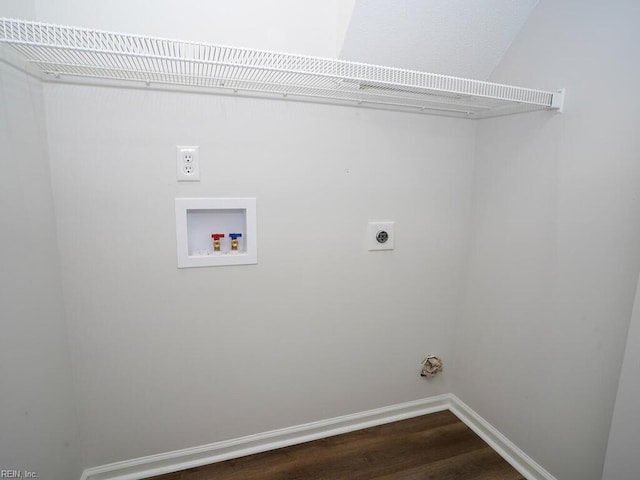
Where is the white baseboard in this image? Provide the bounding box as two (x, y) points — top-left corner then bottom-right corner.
(81, 393), (557, 480)
(81, 394), (450, 480)
(448, 394), (557, 480)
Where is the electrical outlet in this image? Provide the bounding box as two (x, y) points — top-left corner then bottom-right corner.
(177, 146), (200, 181)
(367, 221), (395, 251)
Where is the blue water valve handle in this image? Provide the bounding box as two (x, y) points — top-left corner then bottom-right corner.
(229, 233), (242, 251)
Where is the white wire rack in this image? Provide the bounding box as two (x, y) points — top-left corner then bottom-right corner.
(0, 18), (564, 119)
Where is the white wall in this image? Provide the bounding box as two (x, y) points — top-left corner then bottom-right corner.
(42, 83), (475, 467)
(453, 1), (640, 479)
(340, 0), (538, 79)
(6, 1), (639, 477)
(4, 0), (475, 472)
(34, 0), (355, 59)
(1, 0), (35, 19)
(603, 274), (640, 479)
(0, 2), (81, 476)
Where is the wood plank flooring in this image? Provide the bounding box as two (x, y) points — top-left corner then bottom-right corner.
(149, 410), (525, 480)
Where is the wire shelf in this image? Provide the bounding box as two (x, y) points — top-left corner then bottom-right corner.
(0, 18), (564, 119)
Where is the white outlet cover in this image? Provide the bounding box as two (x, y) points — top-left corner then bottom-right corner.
(368, 221), (394, 251)
(177, 145), (200, 182)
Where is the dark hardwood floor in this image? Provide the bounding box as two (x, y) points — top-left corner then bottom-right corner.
(149, 410), (525, 480)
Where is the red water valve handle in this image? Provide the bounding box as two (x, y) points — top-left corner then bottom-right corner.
(211, 234), (225, 240)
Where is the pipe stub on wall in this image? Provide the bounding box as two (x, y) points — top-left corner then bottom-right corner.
(420, 355), (443, 378)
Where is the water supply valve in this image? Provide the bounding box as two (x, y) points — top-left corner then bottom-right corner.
(211, 233), (225, 252)
(229, 233), (242, 252)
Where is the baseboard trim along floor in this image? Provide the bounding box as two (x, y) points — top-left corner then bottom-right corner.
(80, 393), (556, 480)
(448, 396), (556, 480)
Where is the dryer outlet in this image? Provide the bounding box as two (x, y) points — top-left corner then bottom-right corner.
(367, 221), (395, 251)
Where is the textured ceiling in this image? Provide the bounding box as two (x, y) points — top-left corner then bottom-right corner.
(340, 0), (538, 80)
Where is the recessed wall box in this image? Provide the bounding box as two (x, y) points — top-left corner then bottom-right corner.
(175, 197), (257, 268)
